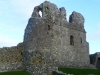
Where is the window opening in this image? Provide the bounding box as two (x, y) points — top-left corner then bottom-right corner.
(81, 37), (82, 44)
(46, 7), (49, 10)
(48, 25), (50, 30)
(39, 11), (42, 17)
(70, 35), (74, 45)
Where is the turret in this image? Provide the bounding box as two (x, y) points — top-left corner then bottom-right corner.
(69, 11), (85, 32)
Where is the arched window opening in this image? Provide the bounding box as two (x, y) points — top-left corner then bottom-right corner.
(46, 7), (49, 10)
(96, 57), (100, 69)
(70, 35), (74, 45)
(39, 11), (42, 17)
(81, 37), (82, 44)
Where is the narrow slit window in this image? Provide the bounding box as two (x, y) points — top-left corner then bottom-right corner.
(70, 35), (74, 45)
(81, 37), (82, 44)
(48, 25), (50, 30)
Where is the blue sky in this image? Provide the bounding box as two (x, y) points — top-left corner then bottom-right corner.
(0, 0), (100, 54)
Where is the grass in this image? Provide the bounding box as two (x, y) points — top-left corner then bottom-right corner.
(0, 68), (99, 75)
(58, 68), (100, 75)
(0, 71), (31, 75)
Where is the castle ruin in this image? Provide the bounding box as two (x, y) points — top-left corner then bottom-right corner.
(0, 1), (98, 75)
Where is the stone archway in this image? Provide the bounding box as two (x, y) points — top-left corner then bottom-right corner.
(96, 57), (100, 69)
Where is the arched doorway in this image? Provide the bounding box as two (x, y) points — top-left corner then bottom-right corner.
(96, 57), (100, 69)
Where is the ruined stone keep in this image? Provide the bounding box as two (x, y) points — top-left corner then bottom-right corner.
(0, 1), (98, 75)
(23, 1), (91, 75)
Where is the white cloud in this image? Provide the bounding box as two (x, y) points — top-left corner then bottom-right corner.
(87, 23), (100, 40)
(0, 10), (2, 16)
(0, 0), (45, 47)
(87, 32), (100, 40)
(97, 23), (100, 28)
(93, 0), (99, 1)
(0, 20), (24, 47)
(0, 0), (45, 18)
(10, 0), (45, 17)
(0, 33), (18, 47)
(8, 0), (69, 17)
(0, 0), (70, 47)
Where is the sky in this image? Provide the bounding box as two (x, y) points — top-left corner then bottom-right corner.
(0, 0), (100, 54)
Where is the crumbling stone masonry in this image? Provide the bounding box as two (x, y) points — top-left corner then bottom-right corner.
(23, 1), (94, 75)
(0, 1), (97, 75)
(0, 43), (24, 72)
(90, 52), (100, 69)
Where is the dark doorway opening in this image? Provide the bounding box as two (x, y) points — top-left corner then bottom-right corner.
(96, 57), (100, 69)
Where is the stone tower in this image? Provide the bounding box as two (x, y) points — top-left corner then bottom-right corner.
(23, 1), (90, 75)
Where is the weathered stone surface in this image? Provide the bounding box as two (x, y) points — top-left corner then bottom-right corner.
(23, 1), (91, 75)
(90, 52), (100, 69)
(23, 50), (58, 75)
(0, 43), (24, 72)
(52, 71), (67, 75)
(69, 11), (84, 24)
(69, 11), (85, 32)
(0, 1), (98, 75)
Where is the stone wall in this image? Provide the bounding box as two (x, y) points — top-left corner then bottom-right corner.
(0, 1), (98, 75)
(52, 25), (90, 68)
(90, 52), (100, 69)
(0, 1), (99, 75)
(0, 43), (24, 72)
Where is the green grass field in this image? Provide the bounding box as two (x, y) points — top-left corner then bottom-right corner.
(0, 71), (31, 75)
(58, 68), (100, 75)
(0, 68), (99, 75)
